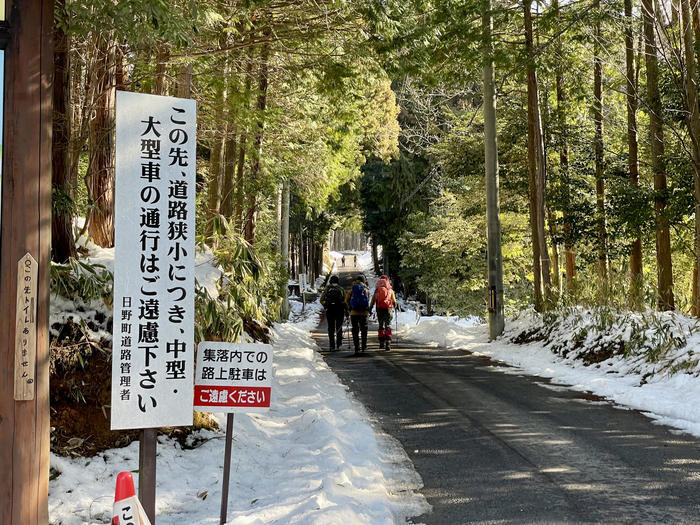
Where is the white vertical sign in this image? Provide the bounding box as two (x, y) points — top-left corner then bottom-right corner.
(111, 91), (197, 430)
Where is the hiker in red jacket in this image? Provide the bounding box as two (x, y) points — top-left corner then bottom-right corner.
(370, 275), (397, 350)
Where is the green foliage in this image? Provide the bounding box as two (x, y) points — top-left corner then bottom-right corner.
(61, 0), (196, 47)
(50, 258), (113, 303)
(214, 233), (270, 320)
(52, 184), (75, 218)
(74, 153), (91, 219)
(195, 217), (282, 342)
(398, 203), (486, 314)
(602, 167), (655, 243)
(57, 0), (700, 327)
(398, 189), (532, 316)
(369, 0), (487, 84)
(267, 72), (400, 215)
(194, 285), (244, 343)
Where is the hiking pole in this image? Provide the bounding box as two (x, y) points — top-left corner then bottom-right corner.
(394, 305), (399, 342)
(345, 316), (350, 349)
(394, 306), (398, 346)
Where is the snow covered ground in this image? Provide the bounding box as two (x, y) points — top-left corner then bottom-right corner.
(49, 301), (700, 524)
(49, 244), (700, 523)
(50, 241), (429, 524)
(49, 303), (430, 524)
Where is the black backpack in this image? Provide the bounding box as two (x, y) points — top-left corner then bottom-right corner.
(324, 284), (345, 307)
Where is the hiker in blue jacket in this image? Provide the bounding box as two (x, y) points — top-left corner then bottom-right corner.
(320, 275), (346, 351)
(345, 274), (370, 354)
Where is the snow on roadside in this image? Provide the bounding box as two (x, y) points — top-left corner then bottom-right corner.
(50, 240), (223, 346)
(49, 302), (429, 524)
(357, 251), (373, 273)
(49, 295), (112, 342)
(328, 250), (373, 271)
(76, 234), (222, 298)
(288, 300), (324, 331)
(395, 310), (700, 439)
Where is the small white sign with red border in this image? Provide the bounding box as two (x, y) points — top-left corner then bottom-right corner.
(194, 341), (273, 413)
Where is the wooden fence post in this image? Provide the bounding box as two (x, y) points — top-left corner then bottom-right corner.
(0, 0), (53, 523)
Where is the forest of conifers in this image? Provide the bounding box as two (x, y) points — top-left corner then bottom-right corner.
(52, 0), (700, 323)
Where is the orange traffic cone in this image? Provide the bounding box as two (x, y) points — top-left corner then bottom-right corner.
(111, 471), (152, 525)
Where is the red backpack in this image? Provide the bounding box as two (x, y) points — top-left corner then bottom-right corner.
(375, 278), (393, 309)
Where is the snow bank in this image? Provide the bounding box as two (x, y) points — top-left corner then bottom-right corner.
(76, 233), (223, 299)
(288, 300), (324, 332)
(397, 316), (483, 348)
(357, 251), (373, 272)
(49, 295), (112, 342)
(194, 247), (223, 299)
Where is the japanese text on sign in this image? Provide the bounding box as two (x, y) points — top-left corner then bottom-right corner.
(14, 253), (37, 400)
(194, 342), (273, 414)
(111, 91), (197, 430)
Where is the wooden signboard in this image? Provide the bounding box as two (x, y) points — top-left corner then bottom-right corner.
(14, 253), (37, 400)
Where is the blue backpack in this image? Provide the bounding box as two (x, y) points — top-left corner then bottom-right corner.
(349, 283), (369, 311)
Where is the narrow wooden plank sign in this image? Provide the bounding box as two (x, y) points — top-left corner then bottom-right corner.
(15, 252), (38, 400)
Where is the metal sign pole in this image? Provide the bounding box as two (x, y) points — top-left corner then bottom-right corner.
(139, 428), (157, 523)
(219, 413), (235, 524)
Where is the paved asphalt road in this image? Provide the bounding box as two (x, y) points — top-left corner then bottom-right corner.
(313, 266), (700, 524)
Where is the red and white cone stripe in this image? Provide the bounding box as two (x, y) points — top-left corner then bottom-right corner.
(111, 471), (152, 525)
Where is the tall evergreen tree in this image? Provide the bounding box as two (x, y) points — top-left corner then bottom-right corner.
(524, 0), (552, 310)
(593, 0), (609, 299)
(642, 0), (675, 310)
(625, 0), (644, 308)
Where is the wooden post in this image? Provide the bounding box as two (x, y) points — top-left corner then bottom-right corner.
(139, 428), (158, 523)
(219, 413), (235, 524)
(0, 0), (54, 523)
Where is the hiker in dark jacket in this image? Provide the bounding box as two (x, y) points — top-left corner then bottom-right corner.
(370, 274), (397, 350)
(345, 274), (370, 354)
(320, 275), (347, 351)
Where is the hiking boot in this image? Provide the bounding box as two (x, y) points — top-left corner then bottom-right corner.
(361, 345), (366, 353)
(379, 340), (385, 349)
(354, 346), (360, 355)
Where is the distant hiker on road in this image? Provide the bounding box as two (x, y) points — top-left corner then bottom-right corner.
(370, 274), (397, 350)
(341, 255), (345, 268)
(346, 274), (370, 354)
(320, 275), (347, 351)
